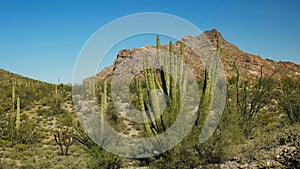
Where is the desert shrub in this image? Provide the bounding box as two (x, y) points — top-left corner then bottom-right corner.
(277, 77), (300, 124)
(14, 143), (28, 152)
(87, 146), (122, 169)
(72, 124), (122, 169)
(36, 108), (48, 116)
(0, 159), (16, 169)
(0, 113), (37, 146)
(49, 101), (64, 115)
(149, 145), (199, 169)
(57, 111), (73, 126)
(0, 139), (10, 147)
(16, 119), (38, 144)
(19, 163), (35, 169)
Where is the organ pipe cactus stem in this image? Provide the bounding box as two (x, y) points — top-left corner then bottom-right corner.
(156, 35), (162, 68)
(179, 42), (184, 88)
(164, 49), (170, 95)
(169, 41), (177, 115)
(143, 54), (163, 132)
(135, 77), (154, 137)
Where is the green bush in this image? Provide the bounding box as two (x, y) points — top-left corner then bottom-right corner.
(0, 159), (16, 169)
(87, 147), (122, 169)
(277, 77), (300, 124)
(14, 143), (28, 152)
(149, 145), (199, 169)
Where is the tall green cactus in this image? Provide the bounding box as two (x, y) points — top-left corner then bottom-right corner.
(12, 85), (15, 111)
(180, 43), (187, 105)
(16, 97), (20, 131)
(156, 35), (162, 68)
(196, 34), (221, 127)
(169, 41), (178, 124)
(101, 80), (107, 113)
(143, 54), (163, 132)
(212, 32), (222, 90)
(135, 77), (154, 136)
(179, 42), (184, 87)
(137, 37), (188, 139)
(55, 84), (58, 96)
(164, 43), (170, 96)
(55, 78), (60, 96)
(100, 80), (108, 138)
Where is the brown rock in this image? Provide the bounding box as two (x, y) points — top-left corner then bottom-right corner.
(117, 49), (131, 58)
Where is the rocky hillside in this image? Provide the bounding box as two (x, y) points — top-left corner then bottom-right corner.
(85, 29), (300, 83)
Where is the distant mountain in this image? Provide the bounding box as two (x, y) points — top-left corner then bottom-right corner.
(84, 29), (300, 84)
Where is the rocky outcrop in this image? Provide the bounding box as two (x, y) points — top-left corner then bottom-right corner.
(117, 49), (131, 58)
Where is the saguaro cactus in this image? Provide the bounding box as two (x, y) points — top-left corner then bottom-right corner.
(16, 97), (20, 131)
(99, 80), (108, 138)
(12, 85), (15, 111)
(54, 78), (61, 96)
(101, 80), (108, 113)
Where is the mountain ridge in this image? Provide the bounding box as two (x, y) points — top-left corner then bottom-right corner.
(84, 29), (300, 84)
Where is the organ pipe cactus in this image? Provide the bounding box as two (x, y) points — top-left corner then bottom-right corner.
(196, 33), (221, 129)
(156, 35), (162, 68)
(135, 77), (153, 136)
(143, 54), (163, 132)
(137, 36), (188, 139)
(169, 41), (178, 122)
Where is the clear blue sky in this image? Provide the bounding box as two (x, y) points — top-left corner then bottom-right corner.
(0, 0), (299, 84)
